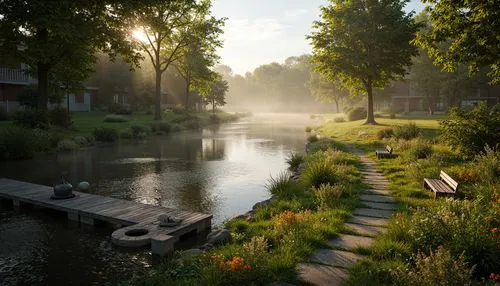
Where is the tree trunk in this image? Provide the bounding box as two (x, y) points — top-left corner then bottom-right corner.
(36, 62), (49, 111)
(154, 64), (162, 120)
(184, 76), (190, 111)
(364, 81), (376, 124)
(334, 99), (339, 113)
(212, 99), (215, 114)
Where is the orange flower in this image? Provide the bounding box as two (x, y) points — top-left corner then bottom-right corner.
(489, 273), (500, 281)
(492, 228), (499, 235)
(228, 256), (246, 272)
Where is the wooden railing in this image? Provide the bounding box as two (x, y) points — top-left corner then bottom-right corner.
(0, 67), (30, 84)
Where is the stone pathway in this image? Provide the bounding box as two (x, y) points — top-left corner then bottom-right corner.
(298, 151), (396, 286)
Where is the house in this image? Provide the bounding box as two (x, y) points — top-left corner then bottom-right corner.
(0, 54), (98, 112)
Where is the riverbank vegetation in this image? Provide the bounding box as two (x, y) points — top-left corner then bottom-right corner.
(316, 104), (500, 285)
(0, 111), (243, 160)
(123, 138), (365, 285)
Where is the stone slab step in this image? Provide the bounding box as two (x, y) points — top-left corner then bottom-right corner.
(347, 215), (389, 227)
(367, 183), (389, 189)
(360, 194), (395, 203)
(298, 263), (348, 286)
(362, 201), (396, 210)
(344, 223), (386, 237)
(362, 189), (391, 196)
(328, 234), (374, 250)
(354, 208), (393, 218)
(310, 249), (365, 268)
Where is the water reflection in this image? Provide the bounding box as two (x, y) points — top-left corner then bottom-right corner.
(0, 113), (315, 285)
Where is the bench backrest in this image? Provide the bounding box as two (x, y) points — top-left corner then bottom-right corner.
(440, 170), (458, 190)
(386, 145), (393, 154)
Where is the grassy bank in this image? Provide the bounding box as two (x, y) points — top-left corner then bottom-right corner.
(122, 138), (365, 285)
(0, 111), (243, 160)
(316, 113), (500, 285)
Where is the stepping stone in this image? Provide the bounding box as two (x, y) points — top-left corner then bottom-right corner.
(269, 282), (296, 286)
(344, 223), (386, 237)
(360, 194), (395, 203)
(354, 208), (393, 218)
(347, 215), (389, 227)
(361, 201), (396, 210)
(328, 234), (374, 250)
(298, 263), (348, 286)
(367, 183), (389, 189)
(310, 249), (365, 268)
(363, 189), (391, 196)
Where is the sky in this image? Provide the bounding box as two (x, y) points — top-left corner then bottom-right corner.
(212, 0), (426, 75)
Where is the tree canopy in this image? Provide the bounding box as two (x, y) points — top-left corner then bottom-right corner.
(414, 0), (500, 84)
(308, 0), (418, 124)
(0, 0), (139, 112)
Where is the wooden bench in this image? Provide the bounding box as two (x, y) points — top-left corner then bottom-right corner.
(375, 145), (393, 159)
(423, 171), (458, 198)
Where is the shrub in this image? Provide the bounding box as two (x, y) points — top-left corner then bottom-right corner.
(119, 128), (134, 139)
(312, 183), (345, 209)
(151, 121), (172, 133)
(394, 247), (474, 286)
(307, 134), (319, 143)
(394, 122), (420, 140)
(0, 107), (9, 121)
(440, 103), (500, 157)
(390, 113), (396, 119)
(56, 139), (78, 151)
(305, 126), (312, 133)
(471, 146), (499, 186)
(401, 198), (500, 278)
(103, 114), (129, 123)
(13, 109), (48, 129)
(307, 149), (353, 166)
(333, 116), (345, 123)
(286, 153), (304, 171)
(48, 106), (72, 128)
(377, 128), (394, 140)
(400, 139), (433, 161)
(182, 119), (200, 130)
(347, 107), (367, 121)
(266, 172), (305, 199)
(130, 124), (149, 138)
(0, 127), (39, 159)
(92, 127), (118, 142)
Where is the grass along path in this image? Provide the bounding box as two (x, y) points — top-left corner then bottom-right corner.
(298, 146), (396, 286)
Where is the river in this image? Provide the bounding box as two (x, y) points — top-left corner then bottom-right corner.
(0, 113), (314, 285)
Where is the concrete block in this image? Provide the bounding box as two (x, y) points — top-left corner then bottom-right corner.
(79, 214), (95, 225)
(151, 235), (175, 256)
(67, 212), (79, 221)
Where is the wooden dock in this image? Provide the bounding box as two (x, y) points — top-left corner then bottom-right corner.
(0, 178), (212, 255)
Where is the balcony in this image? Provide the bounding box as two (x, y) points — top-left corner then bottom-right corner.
(0, 67), (30, 85)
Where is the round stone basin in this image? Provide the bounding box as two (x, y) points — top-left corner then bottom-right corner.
(125, 229), (149, 237)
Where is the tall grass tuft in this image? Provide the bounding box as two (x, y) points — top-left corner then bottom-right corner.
(301, 161), (339, 188)
(394, 121), (420, 140)
(312, 183), (345, 210)
(266, 172), (305, 199)
(286, 153), (304, 171)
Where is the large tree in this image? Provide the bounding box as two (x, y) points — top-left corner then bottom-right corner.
(415, 0), (500, 84)
(0, 0), (138, 112)
(205, 78), (228, 114)
(308, 0), (418, 124)
(130, 0), (223, 120)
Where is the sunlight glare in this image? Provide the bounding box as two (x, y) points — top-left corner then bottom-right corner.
(132, 28), (149, 43)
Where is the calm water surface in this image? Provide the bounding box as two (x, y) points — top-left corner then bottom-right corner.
(0, 113), (314, 286)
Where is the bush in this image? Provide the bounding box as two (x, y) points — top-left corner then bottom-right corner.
(307, 134), (319, 143)
(305, 126), (312, 133)
(49, 106), (72, 128)
(266, 172), (305, 199)
(390, 113), (396, 119)
(56, 139), (78, 151)
(13, 109), (48, 129)
(92, 127), (118, 142)
(400, 139), (433, 161)
(108, 103), (132, 115)
(440, 103), (500, 157)
(312, 183), (345, 209)
(151, 121), (172, 133)
(103, 114), (129, 123)
(73, 136), (88, 146)
(394, 246), (475, 286)
(130, 124), (149, 138)
(394, 122), (420, 140)
(0, 127), (40, 159)
(307, 138), (345, 153)
(347, 107), (367, 121)
(182, 119), (200, 130)
(401, 198), (500, 279)
(333, 116), (345, 123)
(0, 107), (9, 121)
(471, 146), (499, 186)
(119, 128), (134, 139)
(286, 153), (304, 171)
(377, 128), (394, 140)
